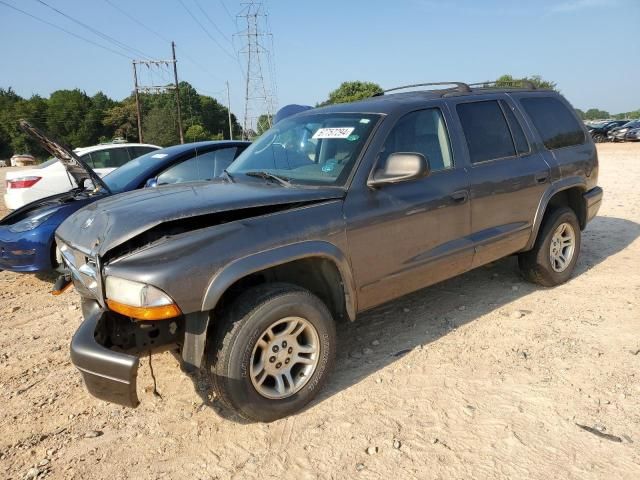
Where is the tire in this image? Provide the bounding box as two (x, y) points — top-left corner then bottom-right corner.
(593, 133), (606, 143)
(518, 206), (581, 287)
(207, 283), (336, 422)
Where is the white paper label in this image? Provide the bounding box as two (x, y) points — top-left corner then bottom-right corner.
(312, 127), (355, 139)
(151, 153), (168, 158)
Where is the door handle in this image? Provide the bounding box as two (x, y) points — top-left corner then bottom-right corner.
(535, 172), (549, 184)
(451, 190), (469, 204)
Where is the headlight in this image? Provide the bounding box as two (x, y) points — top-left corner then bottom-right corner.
(9, 209), (57, 233)
(105, 276), (181, 320)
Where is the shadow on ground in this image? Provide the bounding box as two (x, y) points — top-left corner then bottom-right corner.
(193, 216), (639, 422)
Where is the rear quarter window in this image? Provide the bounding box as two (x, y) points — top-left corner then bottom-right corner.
(520, 97), (585, 150)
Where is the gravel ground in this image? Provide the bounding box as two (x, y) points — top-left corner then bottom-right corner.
(0, 144), (639, 479)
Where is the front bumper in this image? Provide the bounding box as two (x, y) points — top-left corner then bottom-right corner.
(583, 186), (603, 224)
(0, 225), (55, 272)
(71, 300), (140, 407)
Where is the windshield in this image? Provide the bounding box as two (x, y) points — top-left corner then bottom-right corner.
(102, 149), (167, 192)
(227, 113), (380, 186)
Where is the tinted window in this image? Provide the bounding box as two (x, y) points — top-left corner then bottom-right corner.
(521, 97), (585, 149)
(381, 108), (453, 171)
(128, 146), (157, 159)
(457, 101), (515, 163)
(499, 100), (529, 155)
(90, 147), (131, 168)
(157, 154), (201, 185)
(156, 147), (238, 185)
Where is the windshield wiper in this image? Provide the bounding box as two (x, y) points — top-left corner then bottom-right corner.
(244, 170), (291, 187)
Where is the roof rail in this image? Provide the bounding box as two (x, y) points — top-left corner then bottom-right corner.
(372, 82), (471, 97)
(468, 80), (537, 90)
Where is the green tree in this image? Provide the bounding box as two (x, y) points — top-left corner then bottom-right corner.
(494, 74), (558, 91)
(256, 114), (273, 135)
(320, 81), (383, 106)
(584, 108), (610, 120)
(143, 105), (180, 146)
(103, 99), (139, 141)
(184, 124), (210, 142)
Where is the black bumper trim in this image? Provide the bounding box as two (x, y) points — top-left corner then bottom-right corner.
(70, 301), (140, 407)
(583, 186), (603, 224)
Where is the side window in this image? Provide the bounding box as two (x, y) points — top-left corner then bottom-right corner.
(191, 148), (238, 179)
(156, 155), (201, 185)
(90, 148), (131, 168)
(457, 100), (516, 163)
(128, 146), (157, 159)
(381, 108), (453, 172)
(499, 100), (529, 155)
(520, 97), (585, 150)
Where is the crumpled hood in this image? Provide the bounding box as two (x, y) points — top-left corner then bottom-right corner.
(56, 180), (345, 257)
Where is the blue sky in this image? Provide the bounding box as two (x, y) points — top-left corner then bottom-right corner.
(0, 0), (638, 116)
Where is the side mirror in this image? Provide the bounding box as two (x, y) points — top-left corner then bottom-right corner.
(367, 152), (430, 188)
(144, 177), (158, 188)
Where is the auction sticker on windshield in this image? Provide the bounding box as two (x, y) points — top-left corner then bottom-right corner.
(312, 127), (355, 139)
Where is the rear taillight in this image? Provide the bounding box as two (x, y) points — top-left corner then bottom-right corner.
(7, 176), (42, 189)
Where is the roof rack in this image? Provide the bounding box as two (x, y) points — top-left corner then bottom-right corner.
(372, 82), (471, 97)
(468, 80), (536, 90)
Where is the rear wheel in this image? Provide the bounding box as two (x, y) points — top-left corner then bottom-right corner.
(593, 133), (606, 143)
(207, 283), (336, 422)
(518, 206), (581, 287)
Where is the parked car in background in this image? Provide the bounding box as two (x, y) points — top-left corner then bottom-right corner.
(608, 120), (640, 142)
(3, 142), (160, 210)
(0, 160), (7, 167)
(587, 120), (628, 143)
(625, 127), (640, 141)
(56, 82), (602, 421)
(0, 122), (250, 274)
(10, 153), (36, 166)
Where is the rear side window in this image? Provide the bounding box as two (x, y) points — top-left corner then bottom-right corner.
(499, 100), (529, 155)
(90, 148), (131, 168)
(457, 101), (515, 163)
(128, 146), (157, 159)
(520, 97), (585, 149)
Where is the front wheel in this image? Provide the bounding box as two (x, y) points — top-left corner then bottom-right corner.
(593, 133), (606, 143)
(207, 283), (336, 422)
(518, 206), (581, 287)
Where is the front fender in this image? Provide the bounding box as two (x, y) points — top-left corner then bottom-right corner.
(181, 240), (356, 369)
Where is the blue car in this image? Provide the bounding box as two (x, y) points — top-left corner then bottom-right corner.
(0, 125), (250, 274)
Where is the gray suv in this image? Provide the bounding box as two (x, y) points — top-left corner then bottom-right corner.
(56, 81), (603, 422)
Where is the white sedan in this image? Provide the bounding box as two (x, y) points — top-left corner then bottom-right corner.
(4, 142), (159, 210)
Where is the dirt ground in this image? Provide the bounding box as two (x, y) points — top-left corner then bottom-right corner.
(0, 143), (639, 480)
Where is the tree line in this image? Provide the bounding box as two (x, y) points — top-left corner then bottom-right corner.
(0, 81), (242, 160)
(3, 74), (637, 160)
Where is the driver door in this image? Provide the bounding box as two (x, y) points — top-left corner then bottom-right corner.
(344, 107), (472, 311)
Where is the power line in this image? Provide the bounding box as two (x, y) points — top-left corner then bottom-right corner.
(103, 0), (226, 85)
(177, 0), (237, 63)
(219, 0), (235, 24)
(0, 0), (132, 60)
(34, 0), (158, 61)
(194, 0), (234, 49)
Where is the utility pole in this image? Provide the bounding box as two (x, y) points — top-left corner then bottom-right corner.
(171, 41), (184, 144)
(226, 81), (233, 140)
(132, 42), (184, 144)
(132, 61), (143, 143)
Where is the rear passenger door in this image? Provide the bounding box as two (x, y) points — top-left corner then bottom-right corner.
(454, 97), (550, 268)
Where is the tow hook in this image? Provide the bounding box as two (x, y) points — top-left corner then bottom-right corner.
(52, 273), (73, 296)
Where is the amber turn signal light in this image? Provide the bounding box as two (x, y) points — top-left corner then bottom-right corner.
(106, 299), (182, 321)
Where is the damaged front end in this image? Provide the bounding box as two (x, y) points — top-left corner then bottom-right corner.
(72, 298), (184, 407)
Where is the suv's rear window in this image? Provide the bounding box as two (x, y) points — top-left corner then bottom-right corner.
(521, 97), (585, 150)
(457, 100), (516, 163)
